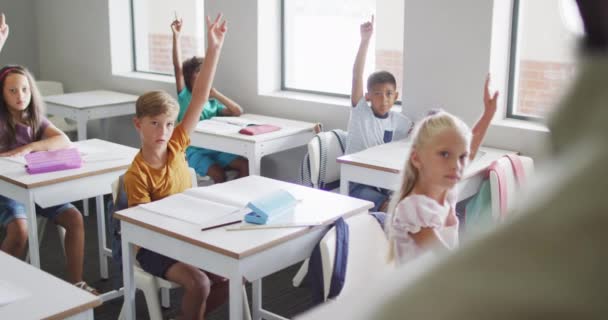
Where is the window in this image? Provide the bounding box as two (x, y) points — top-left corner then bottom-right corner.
(507, 0), (582, 120)
(131, 0), (205, 75)
(282, 0), (404, 99)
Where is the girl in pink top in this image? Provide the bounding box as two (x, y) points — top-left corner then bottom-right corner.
(387, 75), (499, 265)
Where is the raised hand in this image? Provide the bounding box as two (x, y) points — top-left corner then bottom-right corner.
(360, 15), (374, 41)
(206, 13), (227, 50)
(0, 13), (9, 51)
(483, 73), (499, 115)
(171, 17), (183, 36)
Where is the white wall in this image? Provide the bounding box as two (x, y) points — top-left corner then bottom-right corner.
(29, 0), (550, 182)
(0, 0), (39, 76)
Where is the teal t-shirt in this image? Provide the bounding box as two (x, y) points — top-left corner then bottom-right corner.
(177, 88), (226, 123)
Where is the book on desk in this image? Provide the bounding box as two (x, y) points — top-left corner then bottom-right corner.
(196, 117), (281, 135)
(137, 187), (320, 231)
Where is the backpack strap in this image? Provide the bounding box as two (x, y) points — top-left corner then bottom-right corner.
(504, 154), (526, 187)
(308, 217), (350, 304)
(327, 217), (349, 299)
(317, 134), (329, 190)
(487, 160), (508, 219)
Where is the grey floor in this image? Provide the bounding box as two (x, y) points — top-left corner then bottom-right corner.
(1, 197), (315, 319)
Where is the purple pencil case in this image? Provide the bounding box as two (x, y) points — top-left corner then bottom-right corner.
(25, 148), (83, 174)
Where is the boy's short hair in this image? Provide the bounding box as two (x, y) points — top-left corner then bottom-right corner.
(183, 56), (204, 92)
(135, 91), (179, 119)
(367, 71), (397, 92)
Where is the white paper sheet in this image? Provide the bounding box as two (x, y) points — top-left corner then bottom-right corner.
(0, 280), (30, 307)
(195, 120), (242, 134)
(139, 193), (242, 227)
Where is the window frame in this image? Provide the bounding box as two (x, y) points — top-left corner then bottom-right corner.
(506, 0), (546, 122)
(280, 0), (402, 105)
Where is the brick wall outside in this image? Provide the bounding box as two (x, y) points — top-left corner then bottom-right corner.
(147, 34), (202, 74)
(375, 49), (404, 94)
(516, 59), (577, 118)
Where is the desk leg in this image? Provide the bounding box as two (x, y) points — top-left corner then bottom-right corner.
(252, 279), (262, 320)
(95, 195), (109, 279)
(340, 170), (350, 195)
(121, 227), (136, 320)
(76, 115), (90, 217)
(25, 192), (41, 268)
(246, 145), (262, 176)
(229, 273), (244, 320)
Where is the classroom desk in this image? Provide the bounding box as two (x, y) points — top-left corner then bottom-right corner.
(0, 139), (138, 284)
(44, 90), (138, 141)
(190, 114), (317, 175)
(0, 251), (101, 320)
(116, 175), (373, 320)
(338, 140), (515, 200)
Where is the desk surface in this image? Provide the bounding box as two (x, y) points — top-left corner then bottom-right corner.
(44, 90), (138, 109)
(0, 252), (101, 320)
(0, 139), (138, 189)
(194, 113), (316, 142)
(337, 140), (515, 178)
(115, 175), (373, 259)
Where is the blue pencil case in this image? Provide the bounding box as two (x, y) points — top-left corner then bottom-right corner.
(244, 189), (297, 224)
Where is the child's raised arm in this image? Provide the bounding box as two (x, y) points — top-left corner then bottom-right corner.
(171, 16), (185, 94)
(180, 13), (227, 135)
(0, 13), (9, 52)
(351, 15), (374, 107)
(212, 87), (243, 116)
(470, 74), (499, 160)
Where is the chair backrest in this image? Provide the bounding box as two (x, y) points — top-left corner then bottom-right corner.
(36, 81), (64, 96)
(319, 213), (393, 300)
(488, 155), (534, 219)
(301, 129), (347, 191)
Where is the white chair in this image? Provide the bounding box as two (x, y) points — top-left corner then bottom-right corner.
(293, 130), (347, 288)
(37, 80), (77, 135)
(117, 168), (251, 320)
(489, 155), (534, 219)
(318, 213), (394, 301)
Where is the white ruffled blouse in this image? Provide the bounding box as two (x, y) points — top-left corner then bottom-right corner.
(390, 192), (459, 265)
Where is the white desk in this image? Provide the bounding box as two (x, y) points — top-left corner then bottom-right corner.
(0, 251), (101, 320)
(190, 114), (317, 175)
(338, 141), (515, 200)
(116, 175), (373, 320)
(44, 90), (138, 141)
(0, 139), (138, 284)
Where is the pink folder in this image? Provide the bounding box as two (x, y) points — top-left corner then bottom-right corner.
(25, 148), (83, 174)
(238, 124), (281, 136)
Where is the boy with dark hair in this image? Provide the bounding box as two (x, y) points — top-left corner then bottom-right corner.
(347, 16), (413, 212)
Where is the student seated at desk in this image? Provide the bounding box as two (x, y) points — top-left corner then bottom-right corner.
(386, 80), (497, 265)
(0, 65), (97, 294)
(171, 16), (248, 184)
(125, 14), (229, 319)
(346, 16), (413, 212)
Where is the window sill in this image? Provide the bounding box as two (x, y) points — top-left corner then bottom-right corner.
(260, 90), (403, 113)
(113, 71), (175, 84)
(492, 118), (550, 133)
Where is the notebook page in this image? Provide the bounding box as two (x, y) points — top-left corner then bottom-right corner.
(139, 193), (241, 227)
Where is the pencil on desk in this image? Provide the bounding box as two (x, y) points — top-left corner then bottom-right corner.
(201, 220), (241, 231)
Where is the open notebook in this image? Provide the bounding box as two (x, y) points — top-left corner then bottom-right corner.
(184, 179), (323, 230)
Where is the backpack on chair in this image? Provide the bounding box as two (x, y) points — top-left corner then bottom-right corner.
(300, 129), (348, 191)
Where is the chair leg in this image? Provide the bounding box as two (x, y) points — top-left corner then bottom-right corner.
(292, 259), (309, 287)
(160, 286), (171, 308)
(56, 225), (66, 257)
(243, 285), (252, 320)
(136, 271), (164, 320)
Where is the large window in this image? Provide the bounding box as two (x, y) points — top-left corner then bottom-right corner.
(508, 0), (583, 120)
(282, 0), (404, 98)
(131, 0), (205, 75)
